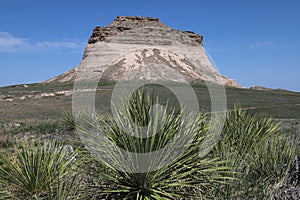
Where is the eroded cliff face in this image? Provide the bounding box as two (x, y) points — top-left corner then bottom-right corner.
(46, 16), (240, 88)
(87, 16), (203, 46)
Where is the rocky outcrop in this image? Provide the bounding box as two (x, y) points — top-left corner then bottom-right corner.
(0, 95), (13, 102)
(87, 16), (202, 46)
(45, 68), (78, 83)
(1, 89), (109, 102)
(250, 86), (272, 91)
(46, 16), (240, 88)
(250, 86), (291, 92)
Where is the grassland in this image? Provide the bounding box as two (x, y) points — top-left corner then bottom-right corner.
(0, 82), (299, 199)
(0, 81), (300, 122)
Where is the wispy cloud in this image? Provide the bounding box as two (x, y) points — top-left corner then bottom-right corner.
(249, 41), (276, 48)
(0, 32), (32, 52)
(36, 41), (85, 49)
(0, 32), (85, 53)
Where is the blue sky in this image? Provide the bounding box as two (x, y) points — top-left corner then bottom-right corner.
(0, 0), (299, 91)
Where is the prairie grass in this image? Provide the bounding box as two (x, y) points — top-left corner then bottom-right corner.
(0, 88), (299, 199)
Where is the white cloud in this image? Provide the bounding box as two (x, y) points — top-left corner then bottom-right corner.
(36, 41), (85, 49)
(249, 41), (276, 48)
(0, 32), (85, 53)
(0, 32), (32, 52)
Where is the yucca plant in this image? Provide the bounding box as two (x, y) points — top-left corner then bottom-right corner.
(61, 112), (78, 131)
(211, 105), (281, 199)
(0, 140), (82, 199)
(77, 89), (231, 199)
(246, 133), (300, 199)
(214, 105), (279, 166)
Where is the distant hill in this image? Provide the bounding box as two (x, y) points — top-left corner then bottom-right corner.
(250, 86), (292, 92)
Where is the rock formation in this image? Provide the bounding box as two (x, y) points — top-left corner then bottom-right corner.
(46, 16), (240, 87)
(249, 86), (272, 91)
(250, 86), (291, 92)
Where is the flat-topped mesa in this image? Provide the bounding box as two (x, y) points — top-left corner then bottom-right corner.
(46, 16), (241, 88)
(88, 16), (203, 46)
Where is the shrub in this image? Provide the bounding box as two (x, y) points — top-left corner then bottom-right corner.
(211, 105), (300, 199)
(77, 89), (231, 199)
(0, 131), (14, 148)
(0, 140), (82, 199)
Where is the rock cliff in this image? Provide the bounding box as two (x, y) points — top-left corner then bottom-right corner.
(46, 16), (240, 87)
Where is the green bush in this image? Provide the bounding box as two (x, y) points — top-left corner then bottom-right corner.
(0, 131), (15, 148)
(18, 120), (61, 135)
(248, 133), (300, 198)
(77, 90), (232, 199)
(0, 140), (82, 199)
(61, 112), (77, 131)
(211, 106), (299, 199)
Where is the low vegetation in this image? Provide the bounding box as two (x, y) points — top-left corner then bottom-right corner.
(0, 89), (299, 199)
(0, 141), (83, 199)
(1, 82), (300, 121)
